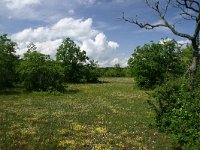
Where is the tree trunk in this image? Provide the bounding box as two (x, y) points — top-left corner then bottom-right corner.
(188, 35), (199, 89)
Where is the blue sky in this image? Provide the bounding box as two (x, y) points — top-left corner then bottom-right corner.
(0, 0), (193, 66)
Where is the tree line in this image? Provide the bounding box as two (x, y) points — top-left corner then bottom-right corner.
(1, 0), (199, 149)
(0, 34), (131, 92)
(1, 33), (199, 148)
(0, 35), (100, 92)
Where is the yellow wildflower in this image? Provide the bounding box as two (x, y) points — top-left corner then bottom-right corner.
(58, 139), (76, 148)
(72, 122), (85, 131)
(95, 127), (107, 134)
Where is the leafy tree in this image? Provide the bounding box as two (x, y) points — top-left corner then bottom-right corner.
(18, 44), (65, 92)
(56, 38), (98, 83)
(181, 46), (192, 68)
(122, 0), (200, 89)
(82, 60), (99, 83)
(97, 66), (129, 77)
(128, 40), (184, 88)
(113, 64), (125, 77)
(0, 34), (18, 90)
(102, 68), (115, 77)
(122, 1), (200, 148)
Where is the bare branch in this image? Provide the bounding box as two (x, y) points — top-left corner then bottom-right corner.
(120, 13), (166, 29)
(180, 10), (198, 20)
(175, 0), (199, 21)
(120, 0), (200, 87)
(163, 0), (172, 16)
(193, 17), (200, 39)
(176, 0), (199, 13)
(120, 0), (194, 40)
(180, 13), (196, 20)
(161, 15), (193, 39)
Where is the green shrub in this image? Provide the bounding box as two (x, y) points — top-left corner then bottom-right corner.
(128, 40), (185, 89)
(97, 65), (129, 77)
(0, 34), (18, 89)
(149, 78), (200, 149)
(18, 50), (65, 92)
(82, 60), (99, 83)
(56, 38), (98, 83)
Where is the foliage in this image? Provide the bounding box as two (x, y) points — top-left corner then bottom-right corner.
(149, 77), (200, 149)
(113, 64), (124, 77)
(56, 38), (98, 83)
(0, 34), (18, 90)
(98, 64), (130, 77)
(128, 40), (185, 88)
(18, 44), (65, 92)
(82, 60), (99, 83)
(122, 0), (200, 89)
(180, 46), (192, 70)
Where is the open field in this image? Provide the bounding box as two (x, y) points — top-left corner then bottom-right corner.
(0, 78), (172, 149)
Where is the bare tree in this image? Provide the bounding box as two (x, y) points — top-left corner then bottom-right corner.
(121, 0), (200, 88)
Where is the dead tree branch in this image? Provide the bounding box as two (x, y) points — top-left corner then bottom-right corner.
(120, 0), (200, 89)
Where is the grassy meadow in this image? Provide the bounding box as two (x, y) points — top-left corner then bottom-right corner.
(0, 78), (172, 149)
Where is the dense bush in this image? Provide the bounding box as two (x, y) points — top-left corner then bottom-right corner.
(18, 47), (65, 92)
(56, 38), (98, 83)
(149, 78), (200, 149)
(129, 39), (199, 148)
(82, 60), (99, 83)
(128, 40), (185, 88)
(98, 65), (130, 77)
(0, 34), (18, 90)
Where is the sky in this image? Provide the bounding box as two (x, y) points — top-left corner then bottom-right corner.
(0, 0), (194, 67)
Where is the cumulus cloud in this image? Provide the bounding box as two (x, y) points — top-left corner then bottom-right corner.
(108, 41), (119, 49)
(12, 17), (120, 66)
(0, 0), (130, 67)
(80, 33), (119, 57)
(110, 57), (128, 67)
(16, 39), (63, 58)
(12, 18), (97, 42)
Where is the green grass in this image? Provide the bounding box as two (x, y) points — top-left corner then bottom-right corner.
(0, 78), (172, 149)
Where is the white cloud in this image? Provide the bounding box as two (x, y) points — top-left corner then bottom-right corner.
(0, 0), (92, 21)
(110, 57), (128, 67)
(177, 39), (192, 49)
(36, 40), (63, 58)
(3, 0), (41, 9)
(159, 38), (192, 49)
(99, 57), (128, 67)
(12, 18), (97, 42)
(159, 38), (191, 48)
(16, 39), (63, 58)
(108, 41), (119, 49)
(12, 17), (120, 66)
(177, 39), (191, 46)
(159, 38), (173, 44)
(80, 33), (119, 58)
